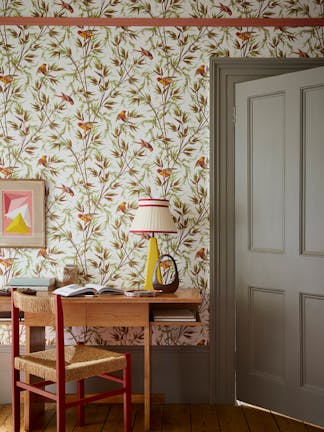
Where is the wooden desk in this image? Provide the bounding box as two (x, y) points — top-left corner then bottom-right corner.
(0, 288), (202, 431)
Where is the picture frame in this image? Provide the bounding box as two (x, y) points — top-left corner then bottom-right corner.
(0, 179), (45, 248)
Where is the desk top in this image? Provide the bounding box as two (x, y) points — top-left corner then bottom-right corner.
(0, 288), (202, 312)
(1, 288), (202, 327)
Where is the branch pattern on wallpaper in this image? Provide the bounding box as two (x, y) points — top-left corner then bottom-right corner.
(0, 0), (323, 347)
(0, 0), (323, 19)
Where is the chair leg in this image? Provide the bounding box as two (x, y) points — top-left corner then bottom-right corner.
(77, 379), (85, 426)
(123, 352), (132, 432)
(56, 396), (66, 431)
(12, 370), (20, 432)
(56, 379), (66, 432)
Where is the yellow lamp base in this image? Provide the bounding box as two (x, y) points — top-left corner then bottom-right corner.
(144, 237), (162, 290)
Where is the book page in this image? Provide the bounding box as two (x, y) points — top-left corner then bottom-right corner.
(53, 284), (94, 296)
(53, 284), (123, 296)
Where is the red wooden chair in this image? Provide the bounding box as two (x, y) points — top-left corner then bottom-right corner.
(11, 290), (132, 431)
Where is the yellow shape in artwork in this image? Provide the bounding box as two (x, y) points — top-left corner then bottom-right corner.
(5, 213), (30, 234)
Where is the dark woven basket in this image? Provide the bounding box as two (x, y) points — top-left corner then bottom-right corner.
(152, 254), (179, 293)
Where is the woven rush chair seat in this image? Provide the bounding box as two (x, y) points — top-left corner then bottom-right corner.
(15, 345), (127, 382)
(11, 290), (132, 432)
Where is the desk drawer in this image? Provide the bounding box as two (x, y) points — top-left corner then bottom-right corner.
(24, 303), (87, 326)
(86, 303), (149, 326)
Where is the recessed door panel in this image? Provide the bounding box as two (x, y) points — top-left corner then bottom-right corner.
(302, 85), (324, 255)
(248, 93), (285, 252)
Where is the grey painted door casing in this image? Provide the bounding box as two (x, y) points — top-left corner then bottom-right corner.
(235, 66), (324, 426)
(209, 58), (324, 405)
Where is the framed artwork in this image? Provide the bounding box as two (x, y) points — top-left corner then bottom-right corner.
(0, 179), (45, 248)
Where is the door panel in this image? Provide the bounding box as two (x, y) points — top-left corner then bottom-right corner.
(302, 85), (324, 255)
(301, 293), (324, 390)
(235, 66), (324, 426)
(248, 92), (285, 252)
(248, 286), (285, 381)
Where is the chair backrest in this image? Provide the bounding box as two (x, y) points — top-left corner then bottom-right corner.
(11, 290), (65, 371)
(13, 291), (56, 314)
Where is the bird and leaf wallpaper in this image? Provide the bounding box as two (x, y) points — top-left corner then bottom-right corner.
(0, 0), (323, 346)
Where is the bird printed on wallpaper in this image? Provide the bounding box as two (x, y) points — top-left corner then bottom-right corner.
(195, 65), (206, 77)
(0, 74), (15, 84)
(157, 77), (174, 87)
(37, 155), (48, 167)
(77, 213), (93, 223)
(117, 202), (127, 213)
(136, 47), (153, 60)
(116, 110), (136, 127)
(160, 260), (172, 269)
(116, 110), (127, 122)
(157, 168), (172, 178)
(236, 31), (254, 42)
(78, 121), (96, 132)
(57, 184), (74, 197)
(37, 63), (47, 75)
(37, 248), (48, 258)
(195, 156), (207, 169)
(136, 140), (153, 152)
(77, 30), (95, 40)
(0, 166), (14, 176)
(195, 248), (207, 260)
(0, 257), (14, 268)
(56, 0), (73, 13)
(57, 92), (74, 105)
(216, 3), (232, 15)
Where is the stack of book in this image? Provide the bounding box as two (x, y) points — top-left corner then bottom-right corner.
(6, 277), (56, 292)
(152, 308), (197, 322)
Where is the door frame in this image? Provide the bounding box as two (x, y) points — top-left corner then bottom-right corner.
(209, 57), (324, 403)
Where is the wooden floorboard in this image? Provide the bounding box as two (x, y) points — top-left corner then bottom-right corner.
(216, 404), (249, 432)
(0, 403), (324, 432)
(272, 411), (309, 432)
(242, 405), (280, 432)
(190, 404), (220, 432)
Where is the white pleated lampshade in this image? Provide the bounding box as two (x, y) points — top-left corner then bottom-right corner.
(129, 198), (177, 234)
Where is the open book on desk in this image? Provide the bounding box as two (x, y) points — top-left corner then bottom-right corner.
(52, 284), (124, 297)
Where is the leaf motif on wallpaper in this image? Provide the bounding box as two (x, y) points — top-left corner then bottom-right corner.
(135, 139), (154, 152)
(0, 258), (14, 271)
(0, 0), (322, 18)
(57, 92), (74, 105)
(56, 1), (74, 14)
(57, 184), (74, 197)
(136, 47), (154, 60)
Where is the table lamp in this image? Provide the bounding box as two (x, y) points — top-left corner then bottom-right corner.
(129, 198), (177, 290)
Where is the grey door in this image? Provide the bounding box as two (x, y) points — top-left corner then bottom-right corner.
(235, 66), (324, 426)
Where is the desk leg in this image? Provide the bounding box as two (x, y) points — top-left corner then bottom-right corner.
(24, 326), (45, 431)
(144, 324), (151, 432)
